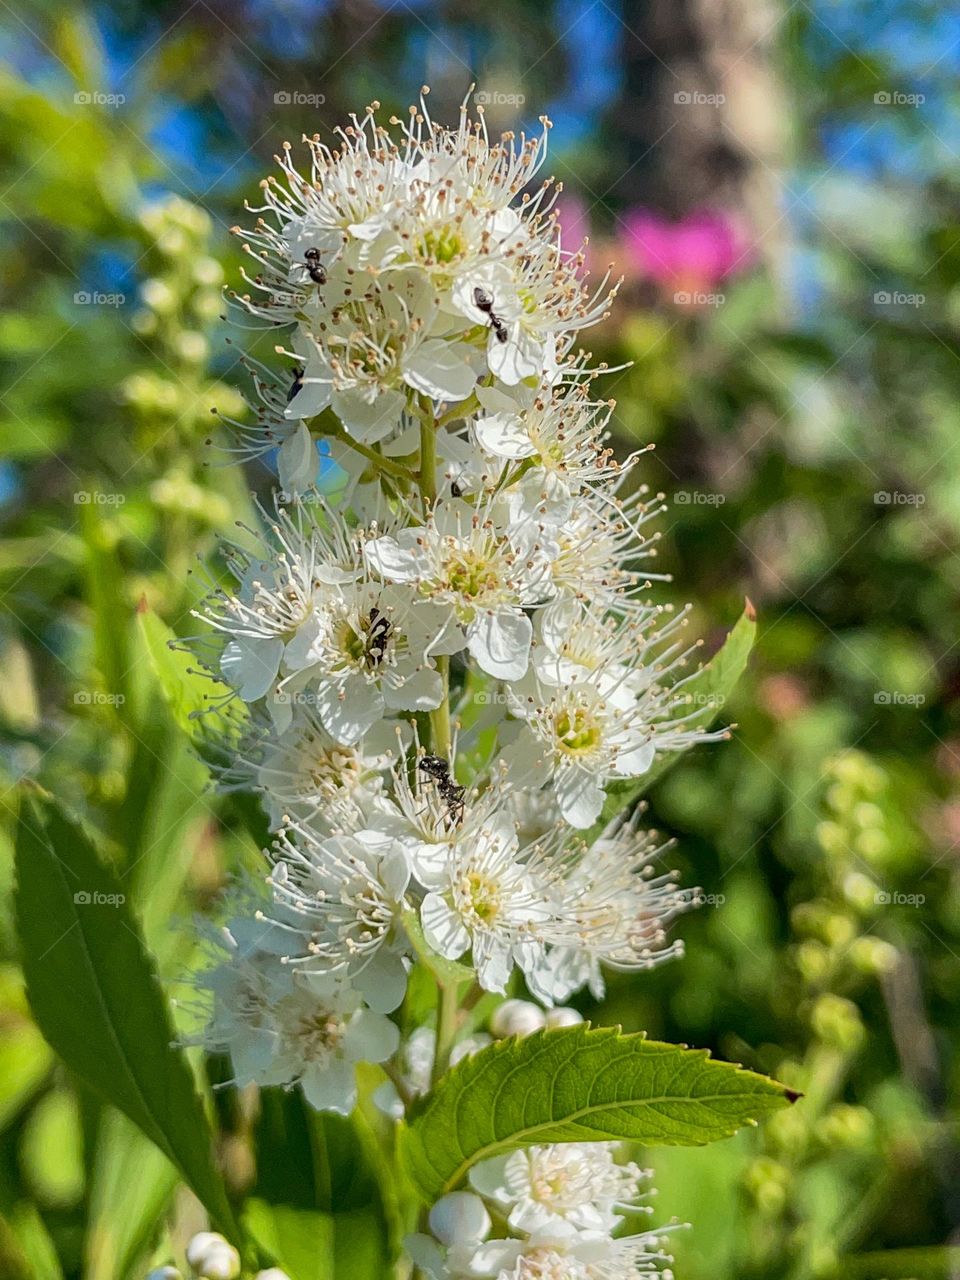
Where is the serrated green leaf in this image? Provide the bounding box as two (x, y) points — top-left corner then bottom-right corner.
(399, 1024), (795, 1201)
(135, 604), (237, 744)
(590, 602), (757, 837)
(14, 798), (237, 1240)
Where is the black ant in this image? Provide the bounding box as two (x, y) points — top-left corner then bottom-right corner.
(287, 366), (305, 402)
(473, 286), (509, 344)
(419, 754), (466, 826)
(303, 247), (326, 285)
(364, 606), (392, 667)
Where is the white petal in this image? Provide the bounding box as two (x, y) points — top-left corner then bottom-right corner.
(315, 677), (382, 745)
(421, 893), (470, 960)
(474, 412), (535, 460)
(403, 340), (477, 402)
(467, 610), (532, 681)
(363, 536), (421, 582)
(382, 665), (443, 712)
(277, 422), (317, 495)
(355, 951), (408, 1015)
(555, 765), (604, 829)
(332, 386), (405, 442)
(487, 325), (541, 385)
(344, 1007), (400, 1063)
(221, 637), (283, 702)
(300, 1059), (356, 1114)
(284, 370), (331, 420)
(614, 739), (656, 776)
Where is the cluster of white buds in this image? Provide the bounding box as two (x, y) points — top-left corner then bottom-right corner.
(185, 90), (722, 1272)
(147, 1233), (288, 1280)
(406, 1143), (676, 1278)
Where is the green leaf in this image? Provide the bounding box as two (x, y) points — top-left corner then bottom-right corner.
(399, 1024), (795, 1201)
(14, 798), (238, 1240)
(85, 1110), (178, 1280)
(842, 1247), (960, 1279)
(135, 603), (237, 745)
(590, 601), (757, 836)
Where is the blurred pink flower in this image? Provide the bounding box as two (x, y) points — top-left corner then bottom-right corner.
(555, 194), (592, 255)
(620, 208), (754, 298)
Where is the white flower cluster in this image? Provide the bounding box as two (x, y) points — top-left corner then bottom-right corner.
(407, 1143), (676, 1279)
(191, 93), (722, 1140)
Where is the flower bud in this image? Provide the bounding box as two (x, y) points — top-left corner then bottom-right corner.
(544, 1006), (583, 1029)
(146, 1269), (182, 1280)
(848, 936), (898, 976)
(185, 1232), (240, 1279)
(810, 994), (864, 1052)
(489, 999), (546, 1038)
(176, 332), (210, 365)
(429, 1192), (491, 1246)
(141, 278), (177, 314)
(255, 1271), (293, 1280)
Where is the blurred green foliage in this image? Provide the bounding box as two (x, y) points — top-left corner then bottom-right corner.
(1, 2), (959, 1278)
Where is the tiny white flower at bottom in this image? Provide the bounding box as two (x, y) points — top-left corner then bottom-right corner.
(469, 1143), (648, 1236)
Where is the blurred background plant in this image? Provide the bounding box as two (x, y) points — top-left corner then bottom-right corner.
(1, 2), (959, 1278)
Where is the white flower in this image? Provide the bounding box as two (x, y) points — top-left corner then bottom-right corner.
(270, 978), (399, 1113)
(279, 578), (449, 744)
(469, 1143), (648, 1236)
(192, 936), (291, 1087)
(452, 1227), (672, 1279)
(503, 677), (657, 829)
(220, 704), (394, 831)
(364, 498), (552, 681)
(504, 608), (725, 829)
(267, 823), (412, 1013)
(417, 814), (553, 992)
(522, 817), (689, 1005)
(196, 501), (360, 704)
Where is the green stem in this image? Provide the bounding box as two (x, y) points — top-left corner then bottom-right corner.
(432, 980), (461, 1087)
(319, 422), (417, 484)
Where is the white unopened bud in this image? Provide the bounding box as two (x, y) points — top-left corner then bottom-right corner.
(544, 1006), (584, 1029)
(429, 1192), (491, 1247)
(146, 1269), (182, 1280)
(185, 1233), (240, 1279)
(489, 999), (546, 1038)
(255, 1271), (293, 1280)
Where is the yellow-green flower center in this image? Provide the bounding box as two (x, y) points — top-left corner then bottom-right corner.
(554, 707), (601, 755)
